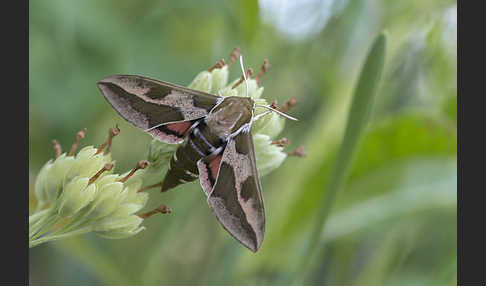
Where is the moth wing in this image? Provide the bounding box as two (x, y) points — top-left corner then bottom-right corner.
(197, 127), (265, 252)
(97, 74), (221, 143)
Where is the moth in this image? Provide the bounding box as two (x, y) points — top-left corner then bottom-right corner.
(97, 63), (295, 252)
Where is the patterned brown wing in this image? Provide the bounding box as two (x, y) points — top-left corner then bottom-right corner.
(198, 127), (265, 252)
(97, 74), (221, 143)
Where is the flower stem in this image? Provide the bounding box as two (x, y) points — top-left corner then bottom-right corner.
(29, 226), (93, 248)
(29, 208), (50, 226)
(50, 208), (92, 236)
(29, 212), (62, 242)
(29, 208), (56, 238)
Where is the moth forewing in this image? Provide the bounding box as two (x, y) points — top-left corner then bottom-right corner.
(204, 128), (265, 252)
(97, 75), (221, 144)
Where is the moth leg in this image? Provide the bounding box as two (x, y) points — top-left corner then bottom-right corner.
(196, 146), (225, 197)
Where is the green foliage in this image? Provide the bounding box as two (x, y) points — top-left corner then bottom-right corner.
(29, 0), (457, 285)
(293, 32), (387, 285)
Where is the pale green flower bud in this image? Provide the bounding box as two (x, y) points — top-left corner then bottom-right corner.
(252, 111), (286, 139)
(128, 191), (149, 209)
(146, 139), (178, 172)
(65, 146), (112, 180)
(219, 86), (239, 97)
(188, 59), (229, 95)
(188, 71), (212, 93)
(233, 78), (264, 99)
(253, 134), (287, 177)
(42, 154), (76, 203)
(93, 215), (145, 239)
(30, 127), (157, 248)
(110, 203), (145, 218)
(84, 161), (150, 239)
(95, 174), (120, 186)
(58, 177), (96, 218)
(114, 174), (148, 215)
(210, 65), (229, 93)
(85, 182), (126, 220)
(122, 178), (149, 208)
(34, 160), (53, 209)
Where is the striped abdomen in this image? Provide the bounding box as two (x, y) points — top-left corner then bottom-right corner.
(161, 120), (224, 192)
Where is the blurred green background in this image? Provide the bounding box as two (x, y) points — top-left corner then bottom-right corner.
(29, 0), (457, 285)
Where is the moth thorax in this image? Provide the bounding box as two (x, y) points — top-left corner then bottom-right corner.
(206, 97), (254, 138)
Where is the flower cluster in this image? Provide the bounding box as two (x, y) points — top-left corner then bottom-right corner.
(29, 127), (169, 248)
(29, 47), (303, 248)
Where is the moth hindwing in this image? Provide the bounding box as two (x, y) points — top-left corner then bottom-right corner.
(98, 74), (265, 252)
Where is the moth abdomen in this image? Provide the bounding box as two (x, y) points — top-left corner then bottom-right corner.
(161, 165), (199, 192)
(161, 142), (200, 192)
(161, 122), (226, 192)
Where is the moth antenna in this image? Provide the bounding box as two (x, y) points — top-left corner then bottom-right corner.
(52, 140), (62, 158)
(68, 128), (87, 156)
(138, 204), (172, 219)
(119, 160), (150, 183)
(255, 59), (270, 85)
(239, 55), (250, 97)
(208, 58), (226, 72)
(227, 47), (241, 67)
(252, 110), (272, 122)
(88, 163), (114, 184)
(255, 104), (298, 121)
(145, 123), (167, 132)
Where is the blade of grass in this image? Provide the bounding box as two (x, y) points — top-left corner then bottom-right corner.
(324, 157), (456, 243)
(293, 32), (387, 285)
(238, 0), (260, 43)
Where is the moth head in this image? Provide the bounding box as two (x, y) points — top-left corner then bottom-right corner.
(237, 54), (298, 125)
(206, 96), (254, 137)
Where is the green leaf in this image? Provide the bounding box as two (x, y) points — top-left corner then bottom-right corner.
(325, 157), (456, 243)
(238, 0), (260, 43)
(293, 31), (387, 284)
